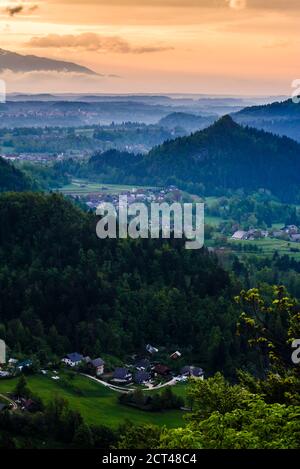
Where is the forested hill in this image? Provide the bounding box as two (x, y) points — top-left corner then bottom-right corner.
(0, 192), (245, 376)
(233, 97), (300, 142)
(0, 157), (33, 192)
(88, 116), (300, 201)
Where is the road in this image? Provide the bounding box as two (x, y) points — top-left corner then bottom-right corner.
(0, 393), (17, 410)
(81, 374), (134, 393)
(81, 373), (178, 393)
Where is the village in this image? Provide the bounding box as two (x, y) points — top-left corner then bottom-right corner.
(0, 344), (204, 414)
(1, 150), (91, 165)
(231, 224), (300, 243)
(61, 348), (204, 388)
(0, 346), (204, 388)
(66, 184), (182, 211)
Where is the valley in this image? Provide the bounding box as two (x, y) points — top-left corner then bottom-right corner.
(1, 93), (300, 451)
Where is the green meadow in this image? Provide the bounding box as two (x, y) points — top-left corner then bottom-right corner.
(0, 373), (185, 429)
(228, 237), (300, 260)
(59, 179), (158, 196)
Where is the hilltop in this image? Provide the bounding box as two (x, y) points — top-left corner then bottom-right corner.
(88, 116), (300, 201)
(234, 97), (300, 142)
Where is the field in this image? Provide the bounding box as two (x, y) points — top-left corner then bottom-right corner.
(205, 215), (225, 227)
(228, 237), (300, 260)
(203, 197), (226, 226)
(59, 179), (158, 196)
(0, 373), (186, 429)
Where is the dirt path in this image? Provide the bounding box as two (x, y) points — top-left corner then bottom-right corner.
(81, 374), (134, 393)
(143, 378), (177, 391)
(0, 393), (17, 410)
(81, 373), (177, 393)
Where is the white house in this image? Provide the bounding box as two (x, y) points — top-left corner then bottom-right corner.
(89, 358), (105, 377)
(232, 230), (248, 240)
(62, 353), (84, 367)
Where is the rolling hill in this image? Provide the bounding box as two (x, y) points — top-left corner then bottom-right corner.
(0, 48), (98, 75)
(233, 98), (300, 142)
(88, 116), (300, 201)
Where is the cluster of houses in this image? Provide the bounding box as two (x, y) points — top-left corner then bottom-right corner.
(111, 362), (204, 386)
(0, 395), (38, 414)
(271, 225), (300, 242)
(62, 348), (204, 387)
(1, 153), (57, 165)
(232, 229), (269, 241)
(62, 353), (105, 377)
(1, 348), (204, 390)
(67, 185), (181, 211)
(232, 225), (300, 243)
(0, 358), (33, 379)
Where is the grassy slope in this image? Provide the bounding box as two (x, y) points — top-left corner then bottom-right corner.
(59, 179), (158, 195)
(0, 373), (185, 429)
(228, 238), (300, 261)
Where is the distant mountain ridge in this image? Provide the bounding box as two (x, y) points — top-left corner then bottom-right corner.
(233, 97), (300, 142)
(0, 49), (98, 75)
(89, 115), (300, 201)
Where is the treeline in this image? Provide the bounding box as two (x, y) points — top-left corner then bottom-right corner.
(231, 251), (300, 300)
(16, 162), (70, 190)
(119, 388), (184, 412)
(207, 191), (300, 230)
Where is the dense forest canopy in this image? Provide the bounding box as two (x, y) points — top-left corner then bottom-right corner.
(0, 192), (249, 377)
(0, 157), (34, 192)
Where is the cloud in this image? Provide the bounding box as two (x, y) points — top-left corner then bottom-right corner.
(2, 23), (11, 33)
(227, 0), (247, 10)
(42, 0), (300, 11)
(263, 40), (291, 49)
(26, 33), (173, 54)
(28, 4), (39, 12)
(0, 69), (113, 94)
(6, 5), (24, 16)
(4, 2), (39, 17)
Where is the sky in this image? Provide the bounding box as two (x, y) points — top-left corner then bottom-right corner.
(0, 0), (299, 94)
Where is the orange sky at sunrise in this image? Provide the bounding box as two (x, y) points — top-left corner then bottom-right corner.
(0, 0), (299, 94)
